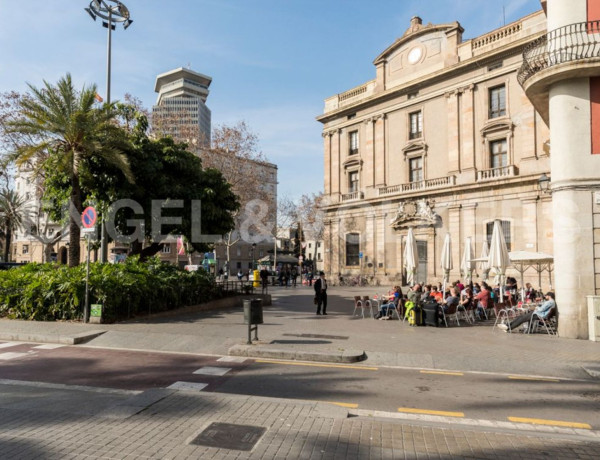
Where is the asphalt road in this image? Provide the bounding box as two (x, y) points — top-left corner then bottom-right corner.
(0, 340), (598, 431)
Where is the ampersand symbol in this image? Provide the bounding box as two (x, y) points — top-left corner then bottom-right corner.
(239, 199), (272, 244)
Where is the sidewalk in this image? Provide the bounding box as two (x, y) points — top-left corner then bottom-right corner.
(0, 286), (598, 380)
(0, 379), (598, 459)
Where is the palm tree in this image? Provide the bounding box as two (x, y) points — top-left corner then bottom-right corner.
(0, 189), (28, 262)
(7, 74), (132, 267)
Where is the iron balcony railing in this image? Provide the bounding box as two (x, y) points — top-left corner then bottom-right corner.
(518, 20), (600, 86)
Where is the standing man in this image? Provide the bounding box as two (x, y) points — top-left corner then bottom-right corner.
(260, 267), (269, 294)
(314, 271), (328, 315)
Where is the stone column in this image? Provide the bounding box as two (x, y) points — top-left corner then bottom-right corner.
(520, 197), (538, 252)
(377, 214), (386, 273)
(446, 90), (460, 175)
(460, 85), (475, 173)
(366, 213), (376, 271)
(363, 118), (375, 188)
(330, 130), (341, 195)
(374, 115), (386, 186)
(448, 204), (462, 280)
(323, 132), (332, 195)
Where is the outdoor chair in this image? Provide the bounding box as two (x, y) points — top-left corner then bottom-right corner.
(362, 296), (376, 319)
(440, 303), (461, 327)
(353, 296), (367, 318)
(493, 307), (516, 331)
(527, 307), (558, 336)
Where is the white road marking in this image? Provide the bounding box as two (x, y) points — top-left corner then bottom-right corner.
(0, 352), (30, 360)
(0, 342), (21, 349)
(33, 344), (65, 350)
(217, 356), (247, 363)
(167, 381), (208, 391)
(193, 366), (231, 376)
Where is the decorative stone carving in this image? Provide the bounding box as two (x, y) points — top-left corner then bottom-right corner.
(390, 198), (439, 229)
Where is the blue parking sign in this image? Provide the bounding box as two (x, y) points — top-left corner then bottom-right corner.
(359, 252), (363, 259)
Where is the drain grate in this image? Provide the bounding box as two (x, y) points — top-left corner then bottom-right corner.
(282, 333), (349, 340)
(190, 422), (266, 451)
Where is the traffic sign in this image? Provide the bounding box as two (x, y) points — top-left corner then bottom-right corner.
(359, 252), (363, 259)
(82, 207), (97, 228)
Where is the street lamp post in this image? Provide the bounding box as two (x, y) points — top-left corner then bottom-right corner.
(85, 1), (133, 263)
(251, 243), (257, 270)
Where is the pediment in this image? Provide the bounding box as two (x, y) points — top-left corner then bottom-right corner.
(402, 140), (428, 154)
(480, 117), (514, 136)
(343, 157), (363, 168)
(373, 22), (463, 65)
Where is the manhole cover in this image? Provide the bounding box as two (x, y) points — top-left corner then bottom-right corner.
(190, 422), (266, 451)
(282, 333), (349, 340)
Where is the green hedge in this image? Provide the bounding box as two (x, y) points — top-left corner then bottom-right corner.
(0, 257), (219, 322)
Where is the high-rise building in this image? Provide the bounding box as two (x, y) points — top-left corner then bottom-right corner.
(152, 67), (212, 146)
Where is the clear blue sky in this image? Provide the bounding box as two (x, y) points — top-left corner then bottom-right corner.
(0, 0), (541, 200)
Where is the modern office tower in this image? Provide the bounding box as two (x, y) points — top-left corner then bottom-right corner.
(152, 67), (212, 146)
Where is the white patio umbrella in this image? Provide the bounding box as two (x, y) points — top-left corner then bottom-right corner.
(403, 228), (419, 286)
(478, 241), (490, 282)
(488, 220), (511, 302)
(440, 232), (453, 293)
(460, 237), (475, 284)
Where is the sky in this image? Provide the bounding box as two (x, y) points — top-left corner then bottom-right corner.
(0, 0), (542, 201)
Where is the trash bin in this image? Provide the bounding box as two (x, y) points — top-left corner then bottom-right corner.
(587, 296), (600, 341)
(89, 304), (103, 324)
(243, 298), (263, 325)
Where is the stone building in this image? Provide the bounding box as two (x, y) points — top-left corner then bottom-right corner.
(317, 11), (553, 289)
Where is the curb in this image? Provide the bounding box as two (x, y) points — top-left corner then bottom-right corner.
(582, 365), (600, 379)
(0, 330), (106, 345)
(228, 344), (367, 363)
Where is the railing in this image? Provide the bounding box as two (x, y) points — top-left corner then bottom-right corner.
(472, 23), (522, 50)
(339, 84), (368, 101)
(341, 191), (364, 202)
(378, 176), (455, 196)
(476, 165), (517, 182)
(518, 20), (600, 86)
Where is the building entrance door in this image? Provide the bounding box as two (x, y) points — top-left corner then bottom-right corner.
(417, 241), (427, 284)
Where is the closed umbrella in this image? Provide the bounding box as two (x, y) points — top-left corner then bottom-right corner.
(478, 241), (490, 282)
(403, 228), (419, 286)
(488, 220), (511, 302)
(460, 237), (475, 284)
(440, 232), (453, 293)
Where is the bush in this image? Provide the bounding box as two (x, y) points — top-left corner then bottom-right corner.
(0, 257), (219, 322)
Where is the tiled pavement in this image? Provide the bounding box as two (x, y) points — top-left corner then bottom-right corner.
(0, 382), (599, 459)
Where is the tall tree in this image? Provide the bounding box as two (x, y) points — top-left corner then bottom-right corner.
(0, 189), (28, 262)
(201, 121), (273, 268)
(6, 74), (132, 266)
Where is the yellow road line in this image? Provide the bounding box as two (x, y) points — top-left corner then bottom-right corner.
(398, 407), (464, 418)
(420, 370), (464, 376)
(507, 376), (560, 382)
(255, 360), (378, 371)
(323, 401), (359, 408)
(508, 417), (591, 429)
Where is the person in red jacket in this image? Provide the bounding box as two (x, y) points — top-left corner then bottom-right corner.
(474, 282), (492, 320)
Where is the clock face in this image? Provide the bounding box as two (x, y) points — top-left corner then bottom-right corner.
(407, 47), (422, 64)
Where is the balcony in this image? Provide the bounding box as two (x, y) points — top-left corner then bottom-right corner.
(378, 176), (455, 196)
(341, 191), (364, 202)
(476, 165), (517, 182)
(517, 20), (600, 124)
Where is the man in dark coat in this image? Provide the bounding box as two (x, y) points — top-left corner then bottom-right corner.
(313, 271), (328, 315)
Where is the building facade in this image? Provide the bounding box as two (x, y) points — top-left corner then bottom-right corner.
(318, 12), (553, 290)
(152, 67), (212, 146)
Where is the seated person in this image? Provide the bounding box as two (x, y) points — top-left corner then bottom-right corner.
(524, 283), (537, 302)
(459, 287), (473, 312)
(441, 287), (460, 314)
(430, 286), (443, 302)
(498, 292), (556, 332)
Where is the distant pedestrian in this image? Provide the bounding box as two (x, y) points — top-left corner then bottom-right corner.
(260, 268), (269, 294)
(314, 271), (328, 315)
(291, 267), (298, 287)
(237, 269), (243, 281)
